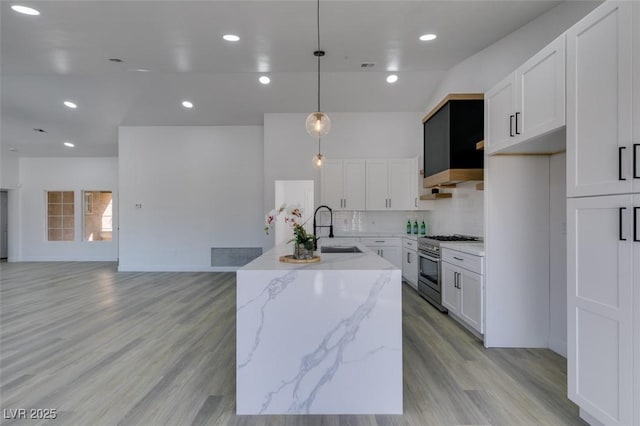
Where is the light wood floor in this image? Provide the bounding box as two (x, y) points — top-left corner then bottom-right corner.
(0, 262), (584, 426)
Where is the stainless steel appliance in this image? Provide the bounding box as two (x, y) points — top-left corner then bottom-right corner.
(417, 235), (480, 311)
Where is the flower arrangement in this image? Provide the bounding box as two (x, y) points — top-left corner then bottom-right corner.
(265, 204), (317, 253)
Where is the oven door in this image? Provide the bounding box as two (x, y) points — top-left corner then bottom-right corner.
(418, 251), (440, 292)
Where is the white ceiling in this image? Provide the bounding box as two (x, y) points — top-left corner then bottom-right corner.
(1, 0), (563, 157)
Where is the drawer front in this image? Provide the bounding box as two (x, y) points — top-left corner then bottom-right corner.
(403, 238), (417, 250)
(442, 249), (483, 274)
(361, 237), (401, 247)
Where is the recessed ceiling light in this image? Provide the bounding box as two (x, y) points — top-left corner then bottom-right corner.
(386, 74), (398, 84)
(11, 5), (40, 15)
(63, 142), (75, 148)
(259, 76), (271, 85)
(63, 101), (77, 109)
(182, 100), (194, 109)
(419, 34), (437, 41)
(223, 34), (240, 42)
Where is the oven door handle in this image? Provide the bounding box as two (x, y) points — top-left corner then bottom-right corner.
(418, 252), (440, 263)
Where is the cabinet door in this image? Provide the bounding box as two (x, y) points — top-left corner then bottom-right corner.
(567, 2), (633, 197)
(343, 159), (366, 210)
(365, 160), (389, 210)
(381, 246), (402, 270)
(485, 73), (517, 154)
(567, 194), (633, 426)
(321, 159), (345, 210)
(388, 159), (412, 211)
(459, 269), (483, 334)
(402, 248), (418, 289)
(441, 262), (459, 314)
(517, 35), (566, 141)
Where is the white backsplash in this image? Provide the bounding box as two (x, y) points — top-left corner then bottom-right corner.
(427, 182), (484, 237)
(315, 210), (430, 237)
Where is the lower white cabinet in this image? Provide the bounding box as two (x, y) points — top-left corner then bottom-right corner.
(402, 237), (418, 289)
(441, 248), (484, 334)
(362, 237), (402, 269)
(568, 194), (637, 426)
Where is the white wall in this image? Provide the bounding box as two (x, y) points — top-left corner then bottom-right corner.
(1, 151), (20, 189)
(118, 126), (264, 271)
(264, 112), (423, 244)
(549, 152), (567, 357)
(485, 155), (550, 348)
(425, 182), (484, 237)
(17, 157), (118, 261)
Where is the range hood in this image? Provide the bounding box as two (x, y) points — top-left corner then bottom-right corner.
(422, 93), (484, 188)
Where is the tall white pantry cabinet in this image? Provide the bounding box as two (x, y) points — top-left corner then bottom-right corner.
(566, 2), (639, 425)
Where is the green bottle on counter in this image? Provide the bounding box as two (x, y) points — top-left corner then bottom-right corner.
(420, 221), (426, 235)
(406, 220), (412, 235)
(413, 221), (419, 234)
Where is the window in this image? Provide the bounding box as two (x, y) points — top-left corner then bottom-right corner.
(47, 191), (74, 241)
(83, 191), (113, 241)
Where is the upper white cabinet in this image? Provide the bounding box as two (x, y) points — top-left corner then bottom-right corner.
(321, 159), (366, 211)
(365, 159), (412, 211)
(566, 2), (635, 197)
(486, 35), (566, 154)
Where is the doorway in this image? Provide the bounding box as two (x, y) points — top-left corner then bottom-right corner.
(0, 190), (7, 260)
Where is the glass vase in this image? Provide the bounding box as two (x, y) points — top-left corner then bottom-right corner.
(293, 243), (313, 260)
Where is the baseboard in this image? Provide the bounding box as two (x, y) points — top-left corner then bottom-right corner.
(548, 336), (567, 358)
(117, 264), (239, 272)
(579, 408), (604, 426)
(13, 256), (118, 262)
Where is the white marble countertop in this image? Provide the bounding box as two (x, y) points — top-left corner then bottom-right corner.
(440, 242), (485, 257)
(241, 241), (398, 271)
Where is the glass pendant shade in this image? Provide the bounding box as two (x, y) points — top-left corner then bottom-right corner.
(313, 153), (325, 168)
(305, 112), (331, 137)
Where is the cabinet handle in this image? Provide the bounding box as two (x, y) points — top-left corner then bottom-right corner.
(454, 272), (459, 289)
(381, 249), (384, 257)
(619, 207), (627, 241)
(509, 115), (515, 137)
(453, 256), (464, 261)
(375, 240), (385, 243)
(407, 252), (411, 263)
(515, 111), (521, 135)
(633, 144), (639, 179)
(619, 147), (627, 181)
(344, 199), (347, 209)
(389, 198), (392, 208)
(415, 197), (418, 207)
(634, 207), (639, 242)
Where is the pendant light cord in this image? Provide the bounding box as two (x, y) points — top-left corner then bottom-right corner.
(316, 0), (321, 113)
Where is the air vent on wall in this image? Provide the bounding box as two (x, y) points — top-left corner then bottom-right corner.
(360, 63), (375, 68)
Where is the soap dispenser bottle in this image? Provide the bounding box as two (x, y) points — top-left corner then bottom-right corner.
(413, 220), (419, 234)
(406, 220), (412, 235)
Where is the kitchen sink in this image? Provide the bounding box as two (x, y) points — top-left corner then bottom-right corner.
(320, 246), (362, 253)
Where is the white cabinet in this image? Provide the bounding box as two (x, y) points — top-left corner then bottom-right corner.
(566, 2), (635, 198)
(441, 248), (484, 335)
(566, 3), (639, 425)
(321, 159), (366, 210)
(402, 237), (418, 289)
(361, 237), (402, 269)
(568, 194), (636, 426)
(365, 159), (412, 211)
(486, 35), (566, 154)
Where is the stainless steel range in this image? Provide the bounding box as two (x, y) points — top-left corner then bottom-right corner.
(417, 235), (480, 312)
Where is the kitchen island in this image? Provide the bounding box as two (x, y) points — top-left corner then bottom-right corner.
(236, 241), (402, 415)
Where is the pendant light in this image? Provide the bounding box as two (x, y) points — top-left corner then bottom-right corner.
(305, 0), (330, 138)
(313, 137), (325, 168)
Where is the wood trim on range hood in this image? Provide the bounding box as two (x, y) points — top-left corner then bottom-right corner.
(423, 169), (484, 188)
(422, 93), (484, 123)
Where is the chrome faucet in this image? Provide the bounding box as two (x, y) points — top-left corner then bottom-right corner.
(313, 205), (334, 249)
